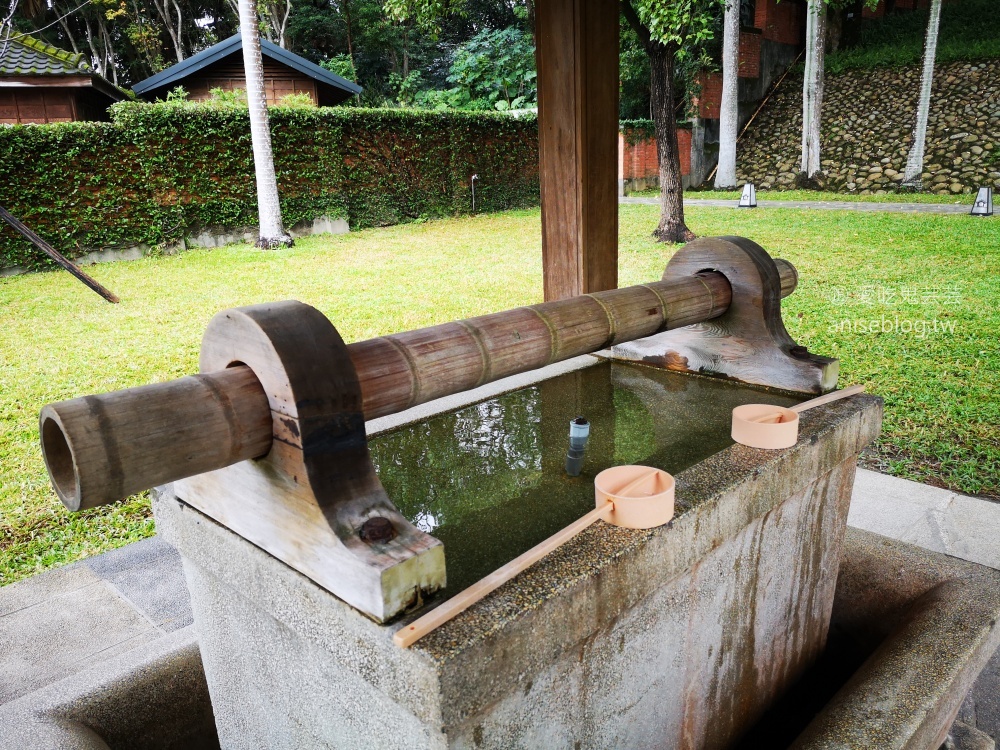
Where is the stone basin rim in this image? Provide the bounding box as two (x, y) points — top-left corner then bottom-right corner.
(354, 350), (883, 662)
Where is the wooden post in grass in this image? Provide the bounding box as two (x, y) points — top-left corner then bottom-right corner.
(535, 0), (619, 301)
(0, 206), (120, 304)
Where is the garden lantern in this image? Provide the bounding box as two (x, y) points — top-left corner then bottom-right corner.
(970, 187), (993, 217)
(739, 183), (757, 208)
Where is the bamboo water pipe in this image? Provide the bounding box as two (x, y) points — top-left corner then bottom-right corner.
(40, 261), (798, 512)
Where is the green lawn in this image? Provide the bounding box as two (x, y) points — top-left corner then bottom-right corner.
(2, 203), (998, 585)
(633, 188), (972, 204)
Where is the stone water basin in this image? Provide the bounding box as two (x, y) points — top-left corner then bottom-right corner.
(2, 356), (997, 748)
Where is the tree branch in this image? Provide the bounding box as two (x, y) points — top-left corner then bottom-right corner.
(620, 0), (650, 49)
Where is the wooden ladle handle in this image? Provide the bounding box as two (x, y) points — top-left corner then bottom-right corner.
(394, 501), (615, 648)
(749, 384), (866, 424)
(790, 384), (865, 413)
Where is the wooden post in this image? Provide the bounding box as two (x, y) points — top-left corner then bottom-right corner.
(536, 0), (619, 301)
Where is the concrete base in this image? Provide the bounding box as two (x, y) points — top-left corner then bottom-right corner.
(795, 529), (1000, 749)
(0, 508), (1000, 750)
(153, 381), (881, 750)
(0, 535), (192, 704)
(0, 626), (216, 750)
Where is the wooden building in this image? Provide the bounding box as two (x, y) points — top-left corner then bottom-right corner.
(0, 35), (125, 125)
(132, 35), (361, 106)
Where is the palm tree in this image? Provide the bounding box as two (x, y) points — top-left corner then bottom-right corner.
(902, 0), (943, 187)
(715, 0), (740, 189)
(238, 0), (292, 248)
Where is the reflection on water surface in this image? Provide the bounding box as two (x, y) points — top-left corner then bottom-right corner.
(371, 361), (801, 594)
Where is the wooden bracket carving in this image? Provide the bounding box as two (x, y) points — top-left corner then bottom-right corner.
(173, 301), (445, 623)
(610, 236), (839, 394)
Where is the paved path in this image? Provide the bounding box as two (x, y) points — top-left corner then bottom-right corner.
(0, 535), (191, 705)
(2, 467), (998, 712)
(848, 469), (1000, 569)
(621, 195), (974, 214)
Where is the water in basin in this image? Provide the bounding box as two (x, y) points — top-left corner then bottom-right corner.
(370, 360), (802, 594)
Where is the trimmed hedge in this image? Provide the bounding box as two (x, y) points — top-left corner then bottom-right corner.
(619, 119), (656, 145)
(0, 104), (540, 270)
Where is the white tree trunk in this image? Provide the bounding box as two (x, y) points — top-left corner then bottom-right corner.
(801, 0), (826, 179)
(903, 0), (942, 186)
(715, 0), (741, 189)
(269, 0), (292, 49)
(239, 0), (292, 247)
(151, 0), (185, 62)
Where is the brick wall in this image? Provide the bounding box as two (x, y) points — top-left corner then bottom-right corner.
(621, 134), (659, 180)
(755, 0), (801, 45)
(755, 0), (794, 44)
(739, 29), (763, 78)
(694, 72), (723, 120)
(678, 128), (691, 175)
(862, 0), (886, 18)
(619, 128), (691, 183)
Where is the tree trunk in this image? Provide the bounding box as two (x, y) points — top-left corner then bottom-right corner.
(172, 0), (184, 60)
(83, 17), (100, 74)
(151, 0), (185, 62)
(715, 0), (740, 189)
(826, 6), (843, 53)
(402, 21), (409, 78)
(649, 42), (694, 244)
(902, 0), (942, 186)
(267, 0), (292, 49)
(238, 0), (292, 248)
(344, 0), (355, 65)
(57, 15), (81, 55)
(344, 0), (360, 101)
(800, 0), (826, 182)
(101, 21), (118, 85)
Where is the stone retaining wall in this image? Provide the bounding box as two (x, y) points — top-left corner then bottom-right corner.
(737, 59), (1000, 194)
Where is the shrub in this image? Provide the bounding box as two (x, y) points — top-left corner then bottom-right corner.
(0, 104), (540, 269)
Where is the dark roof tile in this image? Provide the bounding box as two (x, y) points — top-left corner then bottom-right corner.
(132, 34), (362, 104)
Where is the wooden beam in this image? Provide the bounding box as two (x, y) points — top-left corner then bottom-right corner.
(536, 0), (619, 301)
(0, 76), (94, 87)
(0, 206), (120, 303)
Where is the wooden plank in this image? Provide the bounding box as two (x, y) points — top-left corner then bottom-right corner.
(0, 205), (120, 303)
(0, 76), (93, 87)
(536, 0), (619, 301)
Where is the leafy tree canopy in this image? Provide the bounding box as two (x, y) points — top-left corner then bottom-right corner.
(623, 0), (723, 51)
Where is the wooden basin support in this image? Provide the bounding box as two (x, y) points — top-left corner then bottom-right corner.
(39, 237), (820, 623)
(613, 236), (839, 394)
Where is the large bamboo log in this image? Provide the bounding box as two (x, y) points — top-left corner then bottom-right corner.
(41, 367), (271, 511)
(41, 263), (797, 511)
